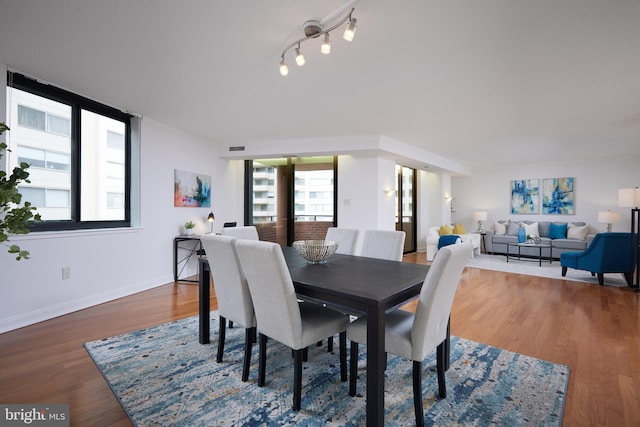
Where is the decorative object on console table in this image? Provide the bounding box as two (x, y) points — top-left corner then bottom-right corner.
(207, 212), (215, 233)
(618, 187), (640, 289)
(597, 210), (620, 233)
(184, 221), (196, 236)
(473, 211), (488, 232)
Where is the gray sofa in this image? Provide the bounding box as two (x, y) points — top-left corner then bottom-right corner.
(485, 220), (594, 259)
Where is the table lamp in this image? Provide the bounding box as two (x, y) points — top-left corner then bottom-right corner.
(472, 211), (488, 232)
(207, 212), (215, 233)
(597, 210), (620, 232)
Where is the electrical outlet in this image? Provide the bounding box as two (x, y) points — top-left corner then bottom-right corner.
(62, 267), (71, 280)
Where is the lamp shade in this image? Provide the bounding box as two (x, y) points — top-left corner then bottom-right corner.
(207, 212), (215, 222)
(472, 211), (488, 221)
(597, 210), (620, 224)
(618, 187), (640, 208)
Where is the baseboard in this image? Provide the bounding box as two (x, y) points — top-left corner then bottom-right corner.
(0, 277), (169, 334)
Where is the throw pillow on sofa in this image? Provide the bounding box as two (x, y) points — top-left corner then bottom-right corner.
(453, 223), (467, 234)
(520, 221), (539, 238)
(549, 222), (568, 239)
(506, 220), (520, 236)
(494, 221), (507, 235)
(567, 223), (589, 240)
(439, 224), (453, 235)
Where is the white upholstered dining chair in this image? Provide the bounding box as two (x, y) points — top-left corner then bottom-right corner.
(199, 234), (256, 382)
(234, 239), (350, 411)
(360, 229), (406, 261)
(347, 242), (473, 426)
(220, 225), (259, 240)
(325, 227), (359, 255)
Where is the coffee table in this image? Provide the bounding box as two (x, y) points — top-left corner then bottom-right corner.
(506, 242), (553, 266)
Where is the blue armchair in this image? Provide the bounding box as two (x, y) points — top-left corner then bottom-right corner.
(560, 232), (637, 286)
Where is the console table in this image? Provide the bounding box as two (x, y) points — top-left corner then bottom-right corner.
(173, 235), (203, 282)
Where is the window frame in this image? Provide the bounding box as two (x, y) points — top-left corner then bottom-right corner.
(8, 71), (132, 231)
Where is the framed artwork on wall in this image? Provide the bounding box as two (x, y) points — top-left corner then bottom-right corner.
(511, 179), (539, 214)
(174, 169), (211, 207)
(542, 177), (575, 214)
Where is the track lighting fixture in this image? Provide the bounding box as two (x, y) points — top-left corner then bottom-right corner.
(279, 8), (358, 76)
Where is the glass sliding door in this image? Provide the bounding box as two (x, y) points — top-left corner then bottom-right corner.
(246, 158), (288, 245)
(292, 157), (336, 243)
(396, 165), (417, 253)
(246, 156), (336, 246)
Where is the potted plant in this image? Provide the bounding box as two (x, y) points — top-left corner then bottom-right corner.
(184, 220), (196, 236)
(0, 122), (41, 260)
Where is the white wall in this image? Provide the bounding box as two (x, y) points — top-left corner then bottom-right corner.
(336, 155), (398, 253)
(417, 170), (446, 252)
(0, 116), (243, 333)
(452, 154), (640, 234)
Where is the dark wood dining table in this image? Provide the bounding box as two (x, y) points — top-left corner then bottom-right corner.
(198, 247), (429, 427)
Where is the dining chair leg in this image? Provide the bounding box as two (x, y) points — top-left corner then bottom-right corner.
(445, 317), (451, 371)
(258, 334), (267, 387)
(339, 331), (347, 382)
(413, 360), (424, 427)
(293, 349), (303, 411)
(349, 341), (358, 396)
(328, 336), (334, 352)
(242, 327), (256, 382)
(303, 347), (308, 362)
(229, 320), (234, 328)
(436, 340), (447, 398)
(216, 315), (226, 363)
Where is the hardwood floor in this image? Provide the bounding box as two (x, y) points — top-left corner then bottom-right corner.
(1, 253), (638, 426)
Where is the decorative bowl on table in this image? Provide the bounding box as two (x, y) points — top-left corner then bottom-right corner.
(293, 240), (339, 263)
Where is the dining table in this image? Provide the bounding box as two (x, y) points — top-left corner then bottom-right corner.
(198, 246), (430, 427)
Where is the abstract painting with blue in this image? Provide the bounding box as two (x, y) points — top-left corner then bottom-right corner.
(511, 179), (539, 214)
(542, 177), (575, 214)
(174, 169), (211, 207)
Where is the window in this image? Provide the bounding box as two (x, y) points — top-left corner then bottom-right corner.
(19, 187), (70, 208)
(6, 71), (132, 231)
(17, 105), (70, 136)
(106, 161), (124, 179)
(17, 146), (70, 171)
(107, 192), (124, 209)
(107, 130), (124, 150)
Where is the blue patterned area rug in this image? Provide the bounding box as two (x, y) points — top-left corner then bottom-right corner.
(85, 315), (568, 426)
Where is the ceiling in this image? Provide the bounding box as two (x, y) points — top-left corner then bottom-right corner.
(1, 0), (639, 172)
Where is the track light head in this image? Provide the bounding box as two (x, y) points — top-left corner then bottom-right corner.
(321, 33), (331, 54)
(279, 58), (289, 76)
(343, 17), (357, 42)
(294, 46), (305, 66)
